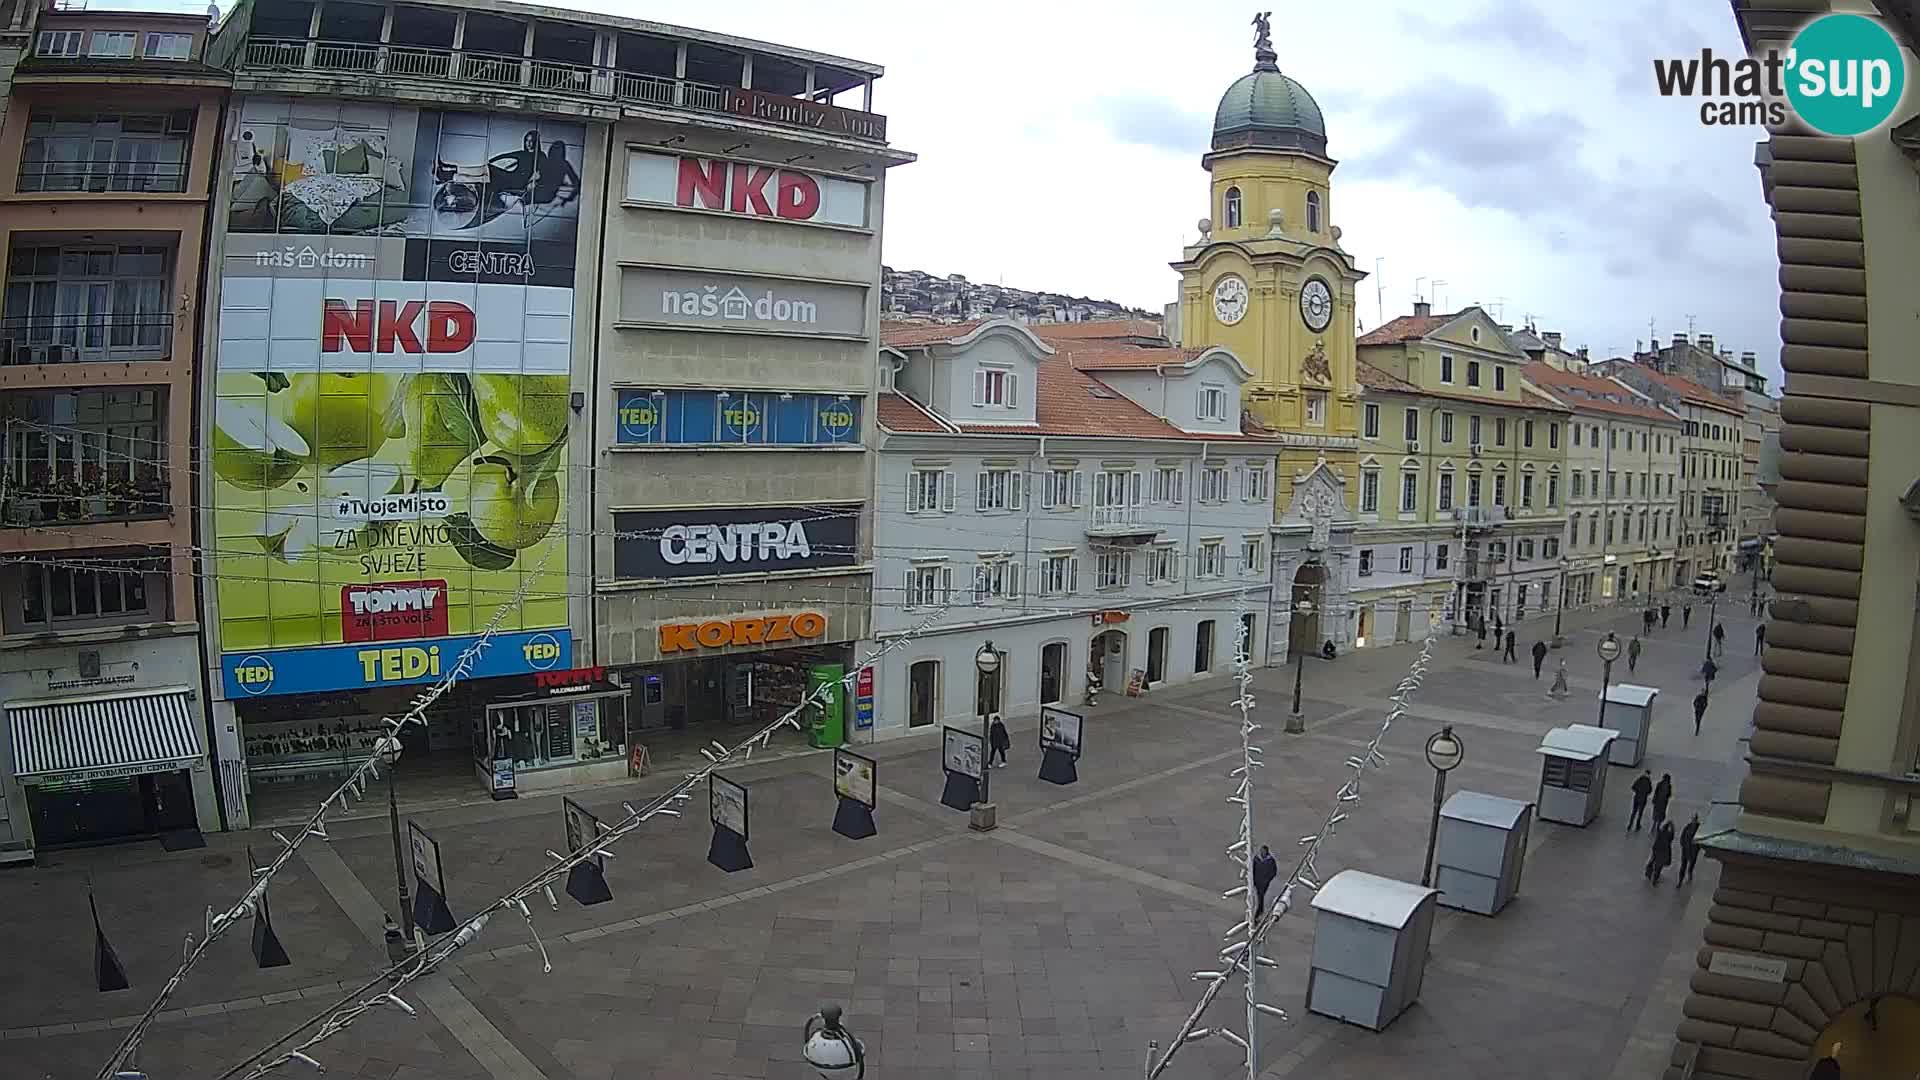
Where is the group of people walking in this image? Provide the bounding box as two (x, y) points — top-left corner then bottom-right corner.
(1629, 769), (1701, 887)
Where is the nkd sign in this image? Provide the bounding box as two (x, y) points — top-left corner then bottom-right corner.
(625, 152), (869, 229)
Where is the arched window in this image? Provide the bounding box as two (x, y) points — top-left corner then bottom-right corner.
(1306, 191), (1322, 232)
(1224, 186), (1243, 228)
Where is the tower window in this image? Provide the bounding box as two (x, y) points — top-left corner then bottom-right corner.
(1224, 186), (1243, 229)
(1306, 191), (1322, 233)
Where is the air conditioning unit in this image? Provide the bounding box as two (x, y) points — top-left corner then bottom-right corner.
(1406, 439), (1421, 453)
(1469, 443), (1483, 457)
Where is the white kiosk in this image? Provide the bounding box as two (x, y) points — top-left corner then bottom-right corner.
(1598, 683), (1659, 766)
(1433, 791), (1533, 916)
(1306, 870), (1438, 1031)
(1535, 724), (1618, 826)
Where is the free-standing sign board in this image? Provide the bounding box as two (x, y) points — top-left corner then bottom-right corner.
(940, 726), (983, 812)
(1038, 705), (1084, 786)
(408, 821), (456, 934)
(832, 747), (878, 840)
(561, 797), (612, 906)
(708, 773), (752, 871)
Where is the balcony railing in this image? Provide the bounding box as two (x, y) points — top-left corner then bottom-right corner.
(239, 37), (888, 142)
(2, 485), (170, 527)
(1091, 505), (1143, 529)
(16, 164), (189, 195)
(1, 314), (174, 364)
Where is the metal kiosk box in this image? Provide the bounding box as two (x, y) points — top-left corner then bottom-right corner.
(1598, 683), (1659, 766)
(1535, 724), (1618, 826)
(1306, 870), (1439, 1031)
(1434, 791), (1533, 916)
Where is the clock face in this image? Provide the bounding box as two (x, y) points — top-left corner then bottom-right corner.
(1212, 275), (1249, 326)
(1300, 277), (1334, 332)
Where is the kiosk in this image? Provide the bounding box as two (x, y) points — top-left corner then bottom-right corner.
(1433, 791), (1533, 916)
(1535, 724), (1617, 826)
(1598, 683), (1658, 766)
(1306, 870), (1438, 1031)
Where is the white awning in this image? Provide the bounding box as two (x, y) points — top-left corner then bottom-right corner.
(7, 687), (202, 781)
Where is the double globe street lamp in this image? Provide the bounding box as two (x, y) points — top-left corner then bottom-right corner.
(971, 642), (1000, 832)
(803, 1004), (865, 1079)
(1419, 726), (1465, 888)
(1286, 598), (1316, 735)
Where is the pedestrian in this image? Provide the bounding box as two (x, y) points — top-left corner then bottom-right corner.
(1677, 813), (1701, 886)
(1660, 603), (1671, 629)
(1713, 621), (1726, 657)
(1754, 623), (1766, 655)
(1682, 603), (1692, 629)
(988, 712), (1010, 768)
(1693, 689), (1709, 735)
(1644, 608), (1656, 635)
(1627, 635), (1642, 673)
(1251, 844), (1279, 918)
(1548, 659), (1570, 700)
(1809, 1057), (1841, 1080)
(1629, 770), (1653, 831)
(1646, 819), (1675, 884)
(1475, 615), (1487, 650)
(1531, 639), (1548, 679)
(1702, 655), (1718, 691)
(1503, 629), (1517, 663)
(1651, 772), (1673, 830)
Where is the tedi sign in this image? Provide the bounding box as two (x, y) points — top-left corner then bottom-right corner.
(625, 151), (869, 229)
(613, 505), (860, 580)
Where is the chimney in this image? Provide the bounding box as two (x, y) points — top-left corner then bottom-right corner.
(1577, 346), (1589, 362)
(1413, 300), (1431, 318)
(1698, 333), (1714, 353)
(1543, 331), (1562, 349)
(1740, 350), (1756, 365)
(1672, 333), (1687, 347)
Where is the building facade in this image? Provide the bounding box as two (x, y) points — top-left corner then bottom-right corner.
(1663, 4), (1920, 1077)
(195, 0), (901, 824)
(1522, 361), (1682, 609)
(1354, 304), (1571, 635)
(0, 8), (228, 859)
(863, 320), (1275, 739)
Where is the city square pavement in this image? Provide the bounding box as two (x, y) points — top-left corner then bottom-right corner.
(0, 589), (1768, 1080)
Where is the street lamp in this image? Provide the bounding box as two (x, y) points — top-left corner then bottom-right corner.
(376, 733), (416, 956)
(972, 641), (1000, 831)
(1286, 598), (1316, 735)
(802, 1004), (865, 1079)
(1596, 632), (1622, 731)
(1420, 726), (1465, 887)
(1552, 556), (1570, 647)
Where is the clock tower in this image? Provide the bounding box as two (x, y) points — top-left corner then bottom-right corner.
(1170, 16), (1366, 515)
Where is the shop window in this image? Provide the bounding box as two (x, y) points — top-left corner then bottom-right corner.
(1195, 620), (1216, 673)
(908, 660), (939, 728)
(9, 547), (167, 632)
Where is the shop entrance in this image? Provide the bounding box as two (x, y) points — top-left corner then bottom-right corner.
(908, 659), (939, 728)
(1039, 642), (1065, 706)
(1090, 629), (1127, 693)
(618, 645), (854, 768)
(26, 770), (195, 847)
(1395, 600), (1413, 643)
(1291, 562), (1325, 657)
(1146, 627), (1169, 685)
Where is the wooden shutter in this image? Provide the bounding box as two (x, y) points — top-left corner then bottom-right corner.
(941, 470), (955, 512)
(973, 368), (987, 406)
(1005, 372), (1019, 408)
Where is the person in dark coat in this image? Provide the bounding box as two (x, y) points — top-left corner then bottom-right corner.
(1501, 629), (1516, 662)
(987, 713), (1010, 768)
(1682, 603), (1692, 629)
(1251, 844), (1279, 918)
(1660, 603), (1671, 629)
(1702, 655), (1718, 692)
(1643, 608), (1656, 635)
(1475, 616), (1487, 650)
(1628, 635), (1642, 672)
(1712, 621), (1727, 656)
(1693, 689), (1709, 735)
(1629, 770), (1653, 831)
(1531, 639), (1548, 679)
(1677, 813), (1702, 886)
(1651, 773), (1673, 830)
(1492, 613), (1504, 643)
(1646, 819), (1675, 884)
(1754, 623), (1767, 655)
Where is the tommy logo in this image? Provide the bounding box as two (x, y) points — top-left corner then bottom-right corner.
(341, 580), (449, 643)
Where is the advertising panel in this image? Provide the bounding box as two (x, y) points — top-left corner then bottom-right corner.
(213, 99), (583, 691)
(613, 505), (859, 580)
(624, 151), (869, 228)
(617, 267), (867, 337)
(942, 726), (982, 780)
(710, 773), (749, 839)
(1040, 706), (1084, 758)
(614, 388), (860, 447)
(833, 747), (877, 807)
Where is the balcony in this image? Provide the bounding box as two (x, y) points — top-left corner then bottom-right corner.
(1087, 504), (1162, 545)
(2, 478), (170, 528)
(237, 36), (888, 143)
(4, 387), (170, 529)
(1, 314), (174, 365)
(1452, 506), (1502, 531)
(16, 163), (189, 196)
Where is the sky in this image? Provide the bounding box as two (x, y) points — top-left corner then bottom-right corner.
(134, 0), (1783, 383)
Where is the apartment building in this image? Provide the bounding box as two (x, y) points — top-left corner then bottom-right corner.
(1523, 362), (1682, 608)
(1355, 303), (1570, 634)
(864, 319), (1276, 737)
(1662, 3), (1920, 1077)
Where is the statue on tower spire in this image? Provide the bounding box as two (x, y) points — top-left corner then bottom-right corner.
(1252, 11), (1278, 71)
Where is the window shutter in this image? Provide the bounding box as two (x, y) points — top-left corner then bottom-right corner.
(941, 470), (955, 512)
(973, 369), (987, 406)
(1173, 470), (1184, 505)
(941, 565), (953, 602)
(1069, 557), (1080, 594)
(1129, 471), (1143, 507)
(974, 564), (988, 605)
(1005, 372), (1019, 408)
(1072, 470), (1084, 508)
(906, 568), (919, 607)
(1010, 471), (1023, 510)
(906, 473), (923, 514)
(975, 471), (988, 511)
(1008, 563), (1021, 600)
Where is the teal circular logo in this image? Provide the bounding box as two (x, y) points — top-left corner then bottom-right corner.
(1786, 14), (1906, 136)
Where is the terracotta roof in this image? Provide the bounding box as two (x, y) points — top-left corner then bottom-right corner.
(1052, 341), (1207, 371)
(1356, 361), (1417, 393)
(875, 391), (953, 434)
(879, 320), (988, 347)
(1596, 361), (1745, 416)
(1522, 363), (1677, 423)
(1356, 310), (1460, 346)
(1355, 362), (1571, 414)
(1028, 318), (1165, 343)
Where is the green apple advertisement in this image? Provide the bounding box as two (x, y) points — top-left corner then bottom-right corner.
(214, 98), (582, 681)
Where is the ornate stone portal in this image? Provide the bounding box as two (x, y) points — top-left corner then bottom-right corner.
(1270, 456), (1354, 664)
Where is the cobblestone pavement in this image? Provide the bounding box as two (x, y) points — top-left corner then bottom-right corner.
(0, 591), (1766, 1079)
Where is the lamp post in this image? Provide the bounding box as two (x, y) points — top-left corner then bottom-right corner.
(802, 1005), (865, 1079)
(971, 641), (1000, 831)
(377, 733), (415, 955)
(1552, 556), (1570, 647)
(1286, 598), (1315, 734)
(1420, 726), (1465, 888)
(1596, 632), (1622, 731)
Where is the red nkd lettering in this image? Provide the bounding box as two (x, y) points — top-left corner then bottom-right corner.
(669, 155), (823, 222)
(675, 157), (728, 211)
(321, 300), (476, 354)
(777, 171), (821, 220)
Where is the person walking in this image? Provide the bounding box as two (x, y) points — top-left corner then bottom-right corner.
(1651, 772), (1673, 831)
(1644, 608), (1657, 635)
(1548, 659), (1570, 700)
(987, 713), (1010, 769)
(1627, 635), (1642, 673)
(1660, 603), (1671, 629)
(1475, 615), (1487, 650)
(1693, 689), (1709, 735)
(1712, 621), (1726, 657)
(1646, 819), (1676, 884)
(1492, 613), (1504, 647)
(1677, 814), (1702, 887)
(1629, 770), (1653, 831)
(1503, 628), (1517, 663)
(1702, 655), (1718, 693)
(1531, 639), (1548, 679)
(1754, 623), (1767, 655)
(1682, 603), (1692, 629)
(1251, 844), (1279, 918)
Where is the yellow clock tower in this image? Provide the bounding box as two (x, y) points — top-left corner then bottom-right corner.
(1171, 17), (1366, 518)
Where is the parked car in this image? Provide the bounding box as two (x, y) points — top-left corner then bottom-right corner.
(1692, 573), (1726, 595)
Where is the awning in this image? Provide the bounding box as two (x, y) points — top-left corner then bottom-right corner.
(7, 687), (202, 782)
